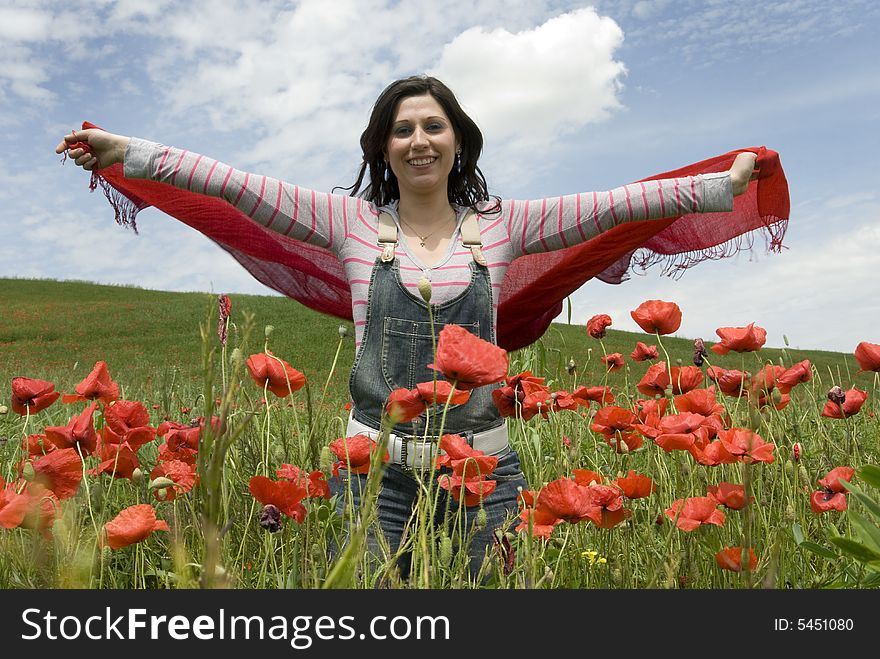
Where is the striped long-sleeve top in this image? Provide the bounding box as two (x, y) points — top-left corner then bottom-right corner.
(123, 138), (734, 348)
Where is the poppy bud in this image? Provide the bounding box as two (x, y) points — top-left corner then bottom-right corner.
(771, 390), (783, 405)
(264, 325), (275, 339)
(155, 488), (169, 501)
(272, 444), (285, 463)
(827, 386), (845, 405)
(693, 338), (708, 366)
(476, 507), (488, 530)
(132, 468), (144, 484)
(319, 446), (334, 474)
(231, 348), (243, 368)
(798, 465), (810, 485)
(792, 442), (801, 462)
(417, 277), (432, 303)
(259, 504), (283, 532)
(784, 462), (794, 478)
(0, 404), (7, 415)
(439, 534), (453, 567)
(681, 461), (691, 478)
(22, 462), (35, 482)
(566, 359), (577, 375)
(784, 505), (796, 523)
(149, 476), (175, 491)
(338, 325), (348, 338)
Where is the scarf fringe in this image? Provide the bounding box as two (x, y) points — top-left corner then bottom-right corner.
(628, 215), (789, 280)
(90, 172), (141, 234)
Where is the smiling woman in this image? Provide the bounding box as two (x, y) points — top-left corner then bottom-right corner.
(55, 74), (782, 581)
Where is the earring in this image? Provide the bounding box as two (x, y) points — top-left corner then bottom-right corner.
(455, 149), (462, 173)
(384, 161), (390, 182)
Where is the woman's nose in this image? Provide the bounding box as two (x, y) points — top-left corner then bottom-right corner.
(411, 127), (429, 147)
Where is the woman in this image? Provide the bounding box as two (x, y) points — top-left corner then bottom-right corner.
(56, 75), (758, 580)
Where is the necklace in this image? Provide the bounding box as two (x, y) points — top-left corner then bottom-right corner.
(399, 210), (457, 248)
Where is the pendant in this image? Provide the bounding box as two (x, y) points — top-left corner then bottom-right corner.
(419, 240), (426, 247)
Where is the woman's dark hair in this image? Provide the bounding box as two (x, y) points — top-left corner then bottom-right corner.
(336, 75), (500, 214)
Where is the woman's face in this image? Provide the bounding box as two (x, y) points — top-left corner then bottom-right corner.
(385, 94), (459, 201)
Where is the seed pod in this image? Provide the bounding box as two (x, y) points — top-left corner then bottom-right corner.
(131, 468), (144, 485)
(475, 506), (488, 530)
(417, 277), (432, 303)
(439, 535), (453, 567)
(264, 325), (275, 339)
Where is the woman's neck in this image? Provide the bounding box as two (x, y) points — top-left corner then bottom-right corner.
(397, 192), (455, 229)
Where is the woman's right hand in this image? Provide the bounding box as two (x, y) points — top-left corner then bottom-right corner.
(55, 129), (130, 171)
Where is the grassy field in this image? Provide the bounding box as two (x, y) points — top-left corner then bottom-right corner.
(1, 277), (878, 590)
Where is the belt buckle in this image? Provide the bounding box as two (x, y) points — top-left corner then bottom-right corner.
(399, 434), (439, 473)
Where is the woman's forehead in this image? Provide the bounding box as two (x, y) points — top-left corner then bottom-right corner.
(392, 94), (449, 123)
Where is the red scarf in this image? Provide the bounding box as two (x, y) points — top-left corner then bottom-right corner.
(74, 122), (789, 350)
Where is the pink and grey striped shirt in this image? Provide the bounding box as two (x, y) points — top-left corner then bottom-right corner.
(124, 138), (733, 347)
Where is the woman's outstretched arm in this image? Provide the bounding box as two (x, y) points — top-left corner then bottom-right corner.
(55, 128), (354, 252)
(505, 152), (757, 257)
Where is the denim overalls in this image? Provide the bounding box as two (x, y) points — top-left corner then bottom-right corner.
(330, 208), (529, 580)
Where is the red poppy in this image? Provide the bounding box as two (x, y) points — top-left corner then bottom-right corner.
(62, 361), (120, 405)
(11, 377), (60, 415)
(710, 323), (767, 355)
(613, 470), (656, 499)
(669, 366), (704, 394)
(854, 342), (880, 372)
(665, 497), (725, 531)
(157, 420), (202, 452)
(810, 490), (848, 513)
(636, 361), (671, 397)
(536, 478), (593, 523)
(707, 482), (752, 510)
(630, 300), (682, 335)
(715, 547), (757, 572)
(438, 470), (498, 507)
(249, 475), (309, 524)
(777, 360), (812, 394)
(591, 405), (642, 452)
(157, 441), (198, 466)
(17, 482), (61, 539)
(748, 365), (788, 409)
(819, 466), (855, 492)
(0, 478), (31, 529)
(150, 460), (198, 502)
(427, 324), (508, 390)
(434, 433), (499, 477)
(639, 412), (711, 452)
(571, 386), (615, 406)
(572, 469), (604, 486)
(584, 484), (630, 528)
(276, 465), (330, 499)
(218, 294), (231, 346)
(518, 380), (554, 420)
(717, 428), (775, 464)
(687, 437), (738, 466)
(30, 448), (84, 500)
(93, 442), (140, 480)
(102, 401), (157, 451)
(706, 367), (750, 397)
(246, 352), (306, 397)
(515, 506), (562, 540)
(414, 380), (471, 407)
(587, 314), (612, 339)
(329, 434), (389, 477)
(386, 388), (427, 423)
(601, 353), (625, 373)
(103, 504), (170, 550)
(22, 433), (56, 458)
(44, 401), (99, 456)
(820, 388), (868, 419)
(630, 342), (659, 362)
(634, 398), (668, 424)
(675, 387), (725, 417)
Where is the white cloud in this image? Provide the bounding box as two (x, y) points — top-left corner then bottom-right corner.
(431, 8), (626, 151)
(0, 6), (52, 42)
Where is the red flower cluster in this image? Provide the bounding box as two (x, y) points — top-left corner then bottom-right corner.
(328, 435), (389, 478)
(436, 434), (499, 507)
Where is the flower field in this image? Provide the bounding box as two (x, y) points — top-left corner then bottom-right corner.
(1, 278), (879, 589)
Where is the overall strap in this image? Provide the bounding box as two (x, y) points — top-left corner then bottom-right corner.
(377, 212), (398, 262)
(459, 210), (487, 266)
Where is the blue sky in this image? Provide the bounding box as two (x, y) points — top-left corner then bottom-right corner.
(2, 0), (878, 352)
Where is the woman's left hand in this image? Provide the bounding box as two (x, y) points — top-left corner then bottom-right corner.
(728, 151), (758, 197)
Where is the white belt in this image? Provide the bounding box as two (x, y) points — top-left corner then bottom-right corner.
(346, 412), (509, 471)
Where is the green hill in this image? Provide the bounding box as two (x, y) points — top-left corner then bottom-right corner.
(1, 277), (871, 408)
